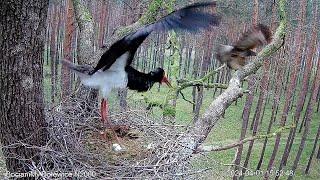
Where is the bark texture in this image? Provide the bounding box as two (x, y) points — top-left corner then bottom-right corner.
(0, 0), (49, 172)
(72, 0), (98, 106)
(61, 0), (74, 99)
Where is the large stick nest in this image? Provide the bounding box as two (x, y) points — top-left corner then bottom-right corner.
(32, 96), (224, 179)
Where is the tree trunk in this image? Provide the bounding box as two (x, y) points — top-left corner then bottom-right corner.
(0, 0), (49, 173)
(264, 1), (306, 178)
(233, 76), (255, 179)
(278, 3), (318, 170)
(288, 51), (320, 180)
(237, 2), (259, 178)
(61, 0), (74, 100)
(50, 4), (58, 104)
(257, 49), (286, 170)
(317, 88), (320, 112)
(193, 87), (204, 122)
(72, 0), (99, 109)
(256, 1), (285, 170)
(54, 3), (63, 102)
(192, 44), (201, 112)
(305, 122), (320, 174)
(194, 31), (213, 122)
(98, 1), (108, 47)
(317, 144), (320, 159)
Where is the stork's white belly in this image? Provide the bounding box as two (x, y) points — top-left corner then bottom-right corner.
(82, 70), (128, 97)
(80, 52), (129, 98)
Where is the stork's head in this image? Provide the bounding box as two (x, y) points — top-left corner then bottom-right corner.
(150, 68), (172, 88)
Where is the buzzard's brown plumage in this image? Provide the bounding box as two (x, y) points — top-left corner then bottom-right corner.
(216, 24), (272, 70)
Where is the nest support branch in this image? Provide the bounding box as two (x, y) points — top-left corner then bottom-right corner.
(177, 0), (287, 157)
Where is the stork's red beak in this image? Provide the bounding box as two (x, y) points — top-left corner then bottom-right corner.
(161, 75), (172, 88)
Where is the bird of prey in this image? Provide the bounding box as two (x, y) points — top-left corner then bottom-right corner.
(216, 24), (272, 70)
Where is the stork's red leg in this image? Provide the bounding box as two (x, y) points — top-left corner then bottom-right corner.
(100, 99), (110, 127)
(100, 99), (122, 145)
(105, 100), (110, 126)
(100, 99), (107, 123)
(101, 98), (112, 128)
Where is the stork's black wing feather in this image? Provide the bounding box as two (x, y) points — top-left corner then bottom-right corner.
(89, 2), (221, 75)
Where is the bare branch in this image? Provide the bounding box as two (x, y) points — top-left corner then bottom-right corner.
(196, 125), (293, 152)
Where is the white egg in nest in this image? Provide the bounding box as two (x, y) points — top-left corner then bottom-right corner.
(112, 143), (124, 152)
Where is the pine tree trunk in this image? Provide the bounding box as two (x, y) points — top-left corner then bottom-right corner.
(305, 123), (320, 174)
(61, 0), (74, 99)
(288, 52), (320, 180)
(193, 31), (213, 122)
(256, 49), (287, 170)
(237, 2), (259, 178)
(98, 1), (108, 47)
(317, 144), (320, 159)
(192, 44), (201, 112)
(233, 77), (255, 179)
(50, 4), (58, 103)
(54, 3), (63, 102)
(45, 8), (51, 66)
(278, 4), (318, 170)
(249, 60), (270, 130)
(72, 0), (99, 109)
(265, 1), (307, 178)
(317, 88), (320, 112)
(0, 0), (49, 173)
(256, 1), (285, 169)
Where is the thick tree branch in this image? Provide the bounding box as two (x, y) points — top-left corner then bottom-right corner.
(179, 0), (287, 155)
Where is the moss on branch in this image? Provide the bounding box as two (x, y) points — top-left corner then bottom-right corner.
(73, 0), (93, 28)
(139, 0), (163, 25)
(176, 64), (227, 92)
(115, 0), (165, 38)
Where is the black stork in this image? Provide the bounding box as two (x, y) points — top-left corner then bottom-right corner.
(62, 2), (221, 134)
(216, 24), (272, 70)
(126, 66), (172, 92)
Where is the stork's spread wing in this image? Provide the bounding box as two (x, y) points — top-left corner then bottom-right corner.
(234, 24), (272, 50)
(127, 2), (221, 41)
(90, 2), (221, 75)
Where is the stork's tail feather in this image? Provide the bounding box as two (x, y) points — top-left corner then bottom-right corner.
(60, 60), (93, 79)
